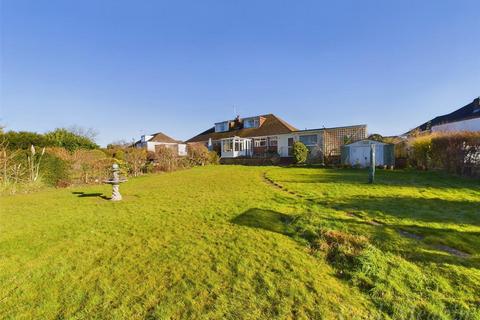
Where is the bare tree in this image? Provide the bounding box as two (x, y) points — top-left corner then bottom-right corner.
(67, 125), (99, 141)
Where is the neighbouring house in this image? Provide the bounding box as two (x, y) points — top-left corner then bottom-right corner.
(186, 114), (367, 160)
(407, 97), (480, 135)
(341, 139), (395, 168)
(134, 132), (187, 156)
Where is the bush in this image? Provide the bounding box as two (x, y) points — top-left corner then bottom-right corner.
(44, 128), (99, 151)
(1, 128), (99, 151)
(409, 135), (433, 170)
(408, 132), (480, 177)
(124, 148), (148, 176)
(152, 146), (179, 172)
(0, 131), (47, 150)
(208, 151), (220, 165)
(430, 131), (480, 177)
(293, 141), (308, 164)
(40, 153), (71, 187)
(187, 143), (210, 166)
(47, 147), (112, 184)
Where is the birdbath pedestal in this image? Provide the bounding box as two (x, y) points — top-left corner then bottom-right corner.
(104, 163), (127, 201)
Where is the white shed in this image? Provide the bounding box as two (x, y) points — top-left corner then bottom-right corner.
(341, 140), (394, 167)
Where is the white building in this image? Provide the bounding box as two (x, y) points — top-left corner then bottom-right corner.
(341, 140), (395, 167)
(134, 132), (187, 156)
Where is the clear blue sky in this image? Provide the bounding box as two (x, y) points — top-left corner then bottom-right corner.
(1, 0), (479, 146)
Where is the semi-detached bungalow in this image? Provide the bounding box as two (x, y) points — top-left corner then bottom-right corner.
(186, 114), (367, 159)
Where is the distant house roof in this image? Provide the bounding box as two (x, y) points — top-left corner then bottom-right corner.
(408, 97), (480, 134)
(133, 132), (181, 147)
(149, 132), (181, 143)
(186, 114), (298, 142)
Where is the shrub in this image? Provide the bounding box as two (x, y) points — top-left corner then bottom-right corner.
(409, 135), (433, 170)
(44, 128), (99, 151)
(293, 141), (308, 164)
(124, 147), (148, 176)
(152, 146), (179, 172)
(0, 131), (47, 150)
(187, 143), (210, 166)
(40, 153), (71, 187)
(208, 151), (220, 165)
(430, 131), (480, 177)
(71, 149), (112, 183)
(1, 128), (99, 151)
(47, 147), (112, 184)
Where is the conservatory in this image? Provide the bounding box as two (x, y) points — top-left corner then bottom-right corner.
(220, 136), (252, 158)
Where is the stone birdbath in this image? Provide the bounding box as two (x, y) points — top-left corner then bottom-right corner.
(104, 163), (127, 201)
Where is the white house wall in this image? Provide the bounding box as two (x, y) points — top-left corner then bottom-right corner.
(277, 135), (291, 157)
(146, 142), (182, 154)
(278, 130), (324, 158)
(178, 144), (187, 156)
(432, 118), (480, 132)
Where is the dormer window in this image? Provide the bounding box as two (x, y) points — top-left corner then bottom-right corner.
(244, 117), (260, 129)
(215, 121), (229, 133)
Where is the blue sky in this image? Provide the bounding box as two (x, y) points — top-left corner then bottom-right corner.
(1, 0), (479, 146)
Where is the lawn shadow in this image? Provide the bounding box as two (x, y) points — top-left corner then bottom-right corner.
(331, 195), (480, 226)
(72, 191), (110, 200)
(275, 168), (480, 189)
(231, 207), (477, 268)
(230, 208), (298, 236)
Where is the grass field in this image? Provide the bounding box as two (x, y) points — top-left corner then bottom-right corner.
(1, 166), (479, 319)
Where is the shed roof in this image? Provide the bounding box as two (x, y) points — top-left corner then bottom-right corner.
(345, 139), (391, 146)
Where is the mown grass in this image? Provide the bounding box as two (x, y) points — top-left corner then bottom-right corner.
(266, 167), (480, 319)
(0, 166), (479, 319)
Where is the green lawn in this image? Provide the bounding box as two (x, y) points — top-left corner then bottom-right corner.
(1, 166), (479, 319)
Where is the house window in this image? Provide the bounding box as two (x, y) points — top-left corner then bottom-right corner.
(235, 140), (243, 151)
(268, 136), (278, 147)
(215, 122), (229, 133)
(299, 134), (319, 154)
(244, 117), (260, 129)
(254, 138), (267, 147)
(223, 140), (233, 152)
(299, 134), (317, 146)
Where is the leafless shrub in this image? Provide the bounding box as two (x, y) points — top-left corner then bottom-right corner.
(124, 147), (148, 176)
(151, 146), (179, 172)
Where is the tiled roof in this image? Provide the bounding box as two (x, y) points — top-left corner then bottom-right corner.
(150, 132), (181, 143)
(186, 114), (298, 142)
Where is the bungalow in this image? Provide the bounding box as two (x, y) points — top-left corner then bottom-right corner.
(187, 114), (367, 160)
(134, 132), (187, 156)
(407, 97), (480, 135)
